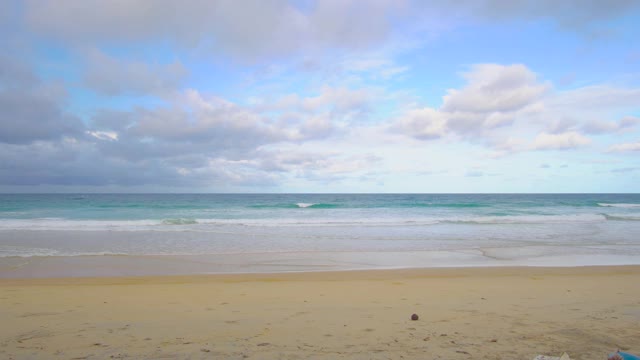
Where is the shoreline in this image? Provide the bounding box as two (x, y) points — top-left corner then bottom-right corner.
(3, 250), (640, 279)
(2, 263), (640, 283)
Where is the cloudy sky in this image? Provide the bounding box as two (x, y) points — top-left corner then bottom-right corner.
(1, 0), (639, 193)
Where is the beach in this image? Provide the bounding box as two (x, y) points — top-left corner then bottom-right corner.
(4, 0), (640, 356)
(2, 194), (640, 359)
(2, 266), (639, 360)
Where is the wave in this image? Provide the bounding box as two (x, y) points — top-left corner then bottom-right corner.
(0, 247), (129, 258)
(392, 202), (488, 208)
(442, 214), (607, 225)
(250, 203), (339, 209)
(603, 213), (640, 221)
(251, 202), (489, 209)
(0, 213), (615, 231)
(598, 203), (640, 208)
(296, 203), (339, 209)
(161, 218), (198, 225)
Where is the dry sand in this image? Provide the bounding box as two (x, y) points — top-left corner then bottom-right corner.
(1, 266), (639, 359)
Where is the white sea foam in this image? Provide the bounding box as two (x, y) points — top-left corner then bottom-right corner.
(296, 203), (315, 208)
(2, 194), (640, 272)
(0, 213), (612, 231)
(598, 203), (640, 208)
(442, 214), (606, 224)
(603, 213), (640, 221)
(161, 218), (198, 225)
(0, 245), (128, 258)
(0, 219), (159, 231)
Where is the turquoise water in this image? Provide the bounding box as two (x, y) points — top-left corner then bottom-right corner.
(1, 194), (640, 268)
(2, 193), (639, 221)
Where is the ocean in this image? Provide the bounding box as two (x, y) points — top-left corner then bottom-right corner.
(1, 193), (640, 275)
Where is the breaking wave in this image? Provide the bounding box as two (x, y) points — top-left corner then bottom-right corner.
(161, 218), (198, 225)
(598, 203), (640, 208)
(603, 213), (640, 221)
(0, 213), (615, 231)
(250, 203), (339, 209)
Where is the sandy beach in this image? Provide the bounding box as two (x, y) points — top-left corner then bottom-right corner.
(1, 266), (639, 360)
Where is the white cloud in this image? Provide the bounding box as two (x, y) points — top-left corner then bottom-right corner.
(393, 108), (447, 139)
(608, 141), (640, 152)
(394, 63), (548, 140)
(393, 63), (639, 159)
(443, 64), (548, 133)
(297, 114), (335, 140)
(532, 131), (591, 150)
(465, 170), (484, 177)
(254, 149), (382, 182)
(301, 86), (374, 114)
(443, 64), (547, 114)
(550, 85), (640, 111)
(337, 54), (410, 80)
(86, 131), (118, 141)
(251, 86), (377, 119)
(128, 89), (289, 148)
(582, 116), (640, 134)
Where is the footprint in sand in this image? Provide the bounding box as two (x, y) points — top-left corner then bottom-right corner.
(15, 329), (54, 343)
(19, 312), (60, 317)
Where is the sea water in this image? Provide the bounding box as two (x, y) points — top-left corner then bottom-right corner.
(1, 194), (639, 272)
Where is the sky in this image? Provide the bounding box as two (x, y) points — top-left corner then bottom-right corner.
(0, 0), (639, 193)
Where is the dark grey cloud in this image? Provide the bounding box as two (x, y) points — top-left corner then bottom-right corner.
(84, 49), (188, 96)
(0, 1), (21, 29)
(91, 109), (136, 132)
(0, 90), (83, 144)
(0, 133), (377, 189)
(308, 0), (396, 49)
(131, 110), (280, 147)
(25, 0), (399, 61)
(0, 56), (84, 144)
(83, 86), (355, 169)
(0, 51), (365, 188)
(21, 0), (638, 67)
(0, 82), (369, 188)
(475, 0), (639, 29)
(415, 0), (639, 35)
(254, 150), (381, 177)
(0, 55), (38, 88)
(0, 140), (274, 187)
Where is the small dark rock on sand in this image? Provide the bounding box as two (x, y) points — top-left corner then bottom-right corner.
(411, 314), (419, 321)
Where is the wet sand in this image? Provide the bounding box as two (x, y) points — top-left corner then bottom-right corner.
(1, 266), (639, 359)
